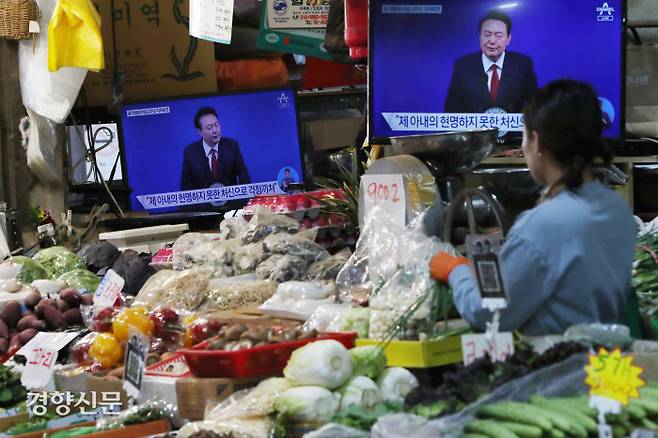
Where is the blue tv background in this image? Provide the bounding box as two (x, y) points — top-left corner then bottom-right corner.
(121, 89), (303, 212)
(371, 0), (624, 139)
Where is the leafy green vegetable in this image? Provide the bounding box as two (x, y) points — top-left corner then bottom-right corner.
(283, 340), (353, 389)
(337, 376), (381, 412)
(340, 307), (370, 338)
(9, 256), (49, 283)
(49, 426), (99, 438)
(0, 365), (27, 409)
(349, 346), (387, 379)
(377, 367), (419, 402)
(58, 269), (100, 293)
(274, 386), (338, 423)
(32, 247), (86, 279)
(331, 400), (404, 431)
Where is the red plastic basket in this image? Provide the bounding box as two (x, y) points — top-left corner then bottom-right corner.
(180, 332), (357, 378)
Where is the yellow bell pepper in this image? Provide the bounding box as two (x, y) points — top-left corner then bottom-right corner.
(112, 307), (154, 341)
(48, 0), (105, 72)
(89, 333), (123, 368)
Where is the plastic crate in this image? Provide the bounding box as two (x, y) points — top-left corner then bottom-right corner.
(180, 332), (357, 378)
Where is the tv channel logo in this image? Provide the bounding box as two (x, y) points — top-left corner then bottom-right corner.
(596, 2), (615, 22)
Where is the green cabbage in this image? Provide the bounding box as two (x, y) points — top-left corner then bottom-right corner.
(349, 346), (387, 379)
(340, 307), (370, 338)
(274, 386), (338, 423)
(33, 247), (86, 279)
(283, 340), (353, 389)
(337, 376), (381, 412)
(377, 367), (419, 402)
(9, 256), (49, 283)
(58, 269), (100, 293)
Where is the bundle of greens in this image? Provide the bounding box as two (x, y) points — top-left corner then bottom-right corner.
(633, 233), (658, 317)
(0, 365), (27, 410)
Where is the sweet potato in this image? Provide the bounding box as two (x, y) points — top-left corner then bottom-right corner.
(35, 300), (56, 318)
(57, 298), (70, 313)
(16, 315), (38, 331)
(59, 289), (82, 307)
(8, 333), (20, 350)
(0, 301), (22, 329)
(80, 294), (94, 306)
(18, 329), (38, 345)
(41, 305), (66, 330)
(0, 319), (8, 339)
(63, 308), (83, 326)
(25, 292), (43, 310)
(0, 338), (8, 354)
(29, 319), (46, 331)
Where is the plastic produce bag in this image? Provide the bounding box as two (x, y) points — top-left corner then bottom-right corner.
(304, 248), (352, 282)
(96, 398), (184, 431)
(57, 269), (100, 292)
(19, 0), (88, 124)
(47, 0), (104, 72)
(220, 215), (248, 240)
(256, 254), (310, 283)
(77, 241), (119, 274)
(110, 250), (155, 295)
(177, 418), (272, 438)
(196, 280), (277, 313)
(172, 233), (213, 270)
(25, 108), (62, 183)
(241, 208), (299, 244)
(261, 281), (337, 320)
(134, 267), (211, 311)
(233, 242), (267, 274)
(7, 256), (49, 283)
(302, 303), (354, 333)
(371, 354), (589, 438)
(263, 233), (329, 263)
(32, 246), (86, 279)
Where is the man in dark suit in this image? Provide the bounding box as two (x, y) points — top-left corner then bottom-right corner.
(444, 10), (537, 114)
(180, 107), (251, 191)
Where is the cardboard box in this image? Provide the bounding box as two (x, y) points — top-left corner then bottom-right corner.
(175, 376), (264, 420)
(55, 371), (129, 411)
(83, 0), (217, 106)
(356, 336), (463, 368)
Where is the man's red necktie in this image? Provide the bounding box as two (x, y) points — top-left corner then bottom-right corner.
(210, 148), (218, 178)
(490, 64), (500, 104)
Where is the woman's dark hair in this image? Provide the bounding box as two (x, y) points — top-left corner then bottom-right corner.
(523, 79), (613, 190)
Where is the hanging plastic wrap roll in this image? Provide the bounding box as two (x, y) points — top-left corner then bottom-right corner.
(358, 155), (444, 237)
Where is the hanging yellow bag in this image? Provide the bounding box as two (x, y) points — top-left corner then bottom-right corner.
(47, 0), (104, 72)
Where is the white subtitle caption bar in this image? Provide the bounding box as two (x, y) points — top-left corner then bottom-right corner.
(382, 112), (525, 132)
(382, 4), (443, 14)
(136, 181), (284, 210)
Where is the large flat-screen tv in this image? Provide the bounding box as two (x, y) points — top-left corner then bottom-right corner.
(369, 0), (626, 144)
(120, 88), (304, 212)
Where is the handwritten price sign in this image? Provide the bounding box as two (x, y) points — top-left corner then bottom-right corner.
(21, 346), (58, 389)
(585, 348), (645, 405)
(360, 175), (406, 227)
(461, 333), (514, 366)
(94, 269), (124, 308)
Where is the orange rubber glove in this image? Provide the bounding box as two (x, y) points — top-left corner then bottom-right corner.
(430, 252), (469, 283)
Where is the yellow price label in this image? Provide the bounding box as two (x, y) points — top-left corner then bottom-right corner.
(584, 348), (645, 405)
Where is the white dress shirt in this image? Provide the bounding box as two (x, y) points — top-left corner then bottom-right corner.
(482, 51), (506, 91)
(202, 140), (219, 170)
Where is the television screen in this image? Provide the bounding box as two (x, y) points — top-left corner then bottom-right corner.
(369, 0), (625, 142)
(120, 88), (303, 212)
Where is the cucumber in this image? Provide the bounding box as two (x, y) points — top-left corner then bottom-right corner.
(465, 420), (519, 438)
(477, 403), (553, 431)
(535, 407), (584, 436)
(641, 418), (658, 430)
(530, 395), (597, 418)
(549, 429), (565, 438)
(640, 387), (658, 401)
(625, 403), (647, 421)
(540, 405), (597, 434)
(463, 434), (491, 438)
(633, 397), (658, 415)
(612, 425), (626, 437)
(497, 422), (543, 438)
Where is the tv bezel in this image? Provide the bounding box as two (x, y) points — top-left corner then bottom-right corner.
(119, 86), (308, 213)
(367, 0), (628, 148)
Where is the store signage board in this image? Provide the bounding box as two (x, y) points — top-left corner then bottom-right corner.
(461, 333), (513, 366)
(585, 348), (645, 438)
(256, 3), (331, 60)
(123, 329), (151, 398)
(94, 269), (124, 308)
(189, 0), (234, 45)
(266, 0), (330, 29)
(360, 174), (406, 228)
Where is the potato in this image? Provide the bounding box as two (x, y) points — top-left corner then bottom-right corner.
(0, 338), (7, 354)
(16, 315), (38, 332)
(25, 292), (43, 310)
(18, 329), (38, 345)
(0, 301), (22, 329)
(57, 298), (70, 313)
(0, 319), (8, 339)
(63, 308), (83, 326)
(59, 289), (81, 307)
(41, 305), (66, 330)
(207, 338), (227, 350)
(225, 324), (248, 341)
(80, 294), (94, 306)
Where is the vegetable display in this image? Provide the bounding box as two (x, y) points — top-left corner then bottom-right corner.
(204, 324), (318, 351)
(283, 339), (353, 389)
(31, 247), (86, 279)
(57, 269), (100, 293)
(8, 256), (49, 284)
(0, 365), (26, 409)
(634, 233), (658, 318)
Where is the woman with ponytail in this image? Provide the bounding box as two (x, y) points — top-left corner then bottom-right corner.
(430, 80), (637, 336)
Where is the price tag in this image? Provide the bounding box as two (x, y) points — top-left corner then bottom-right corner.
(461, 332), (514, 366)
(94, 269), (124, 308)
(123, 329), (150, 399)
(189, 0), (234, 45)
(21, 346), (58, 389)
(360, 174), (406, 227)
(28, 20), (40, 33)
(585, 348), (645, 438)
